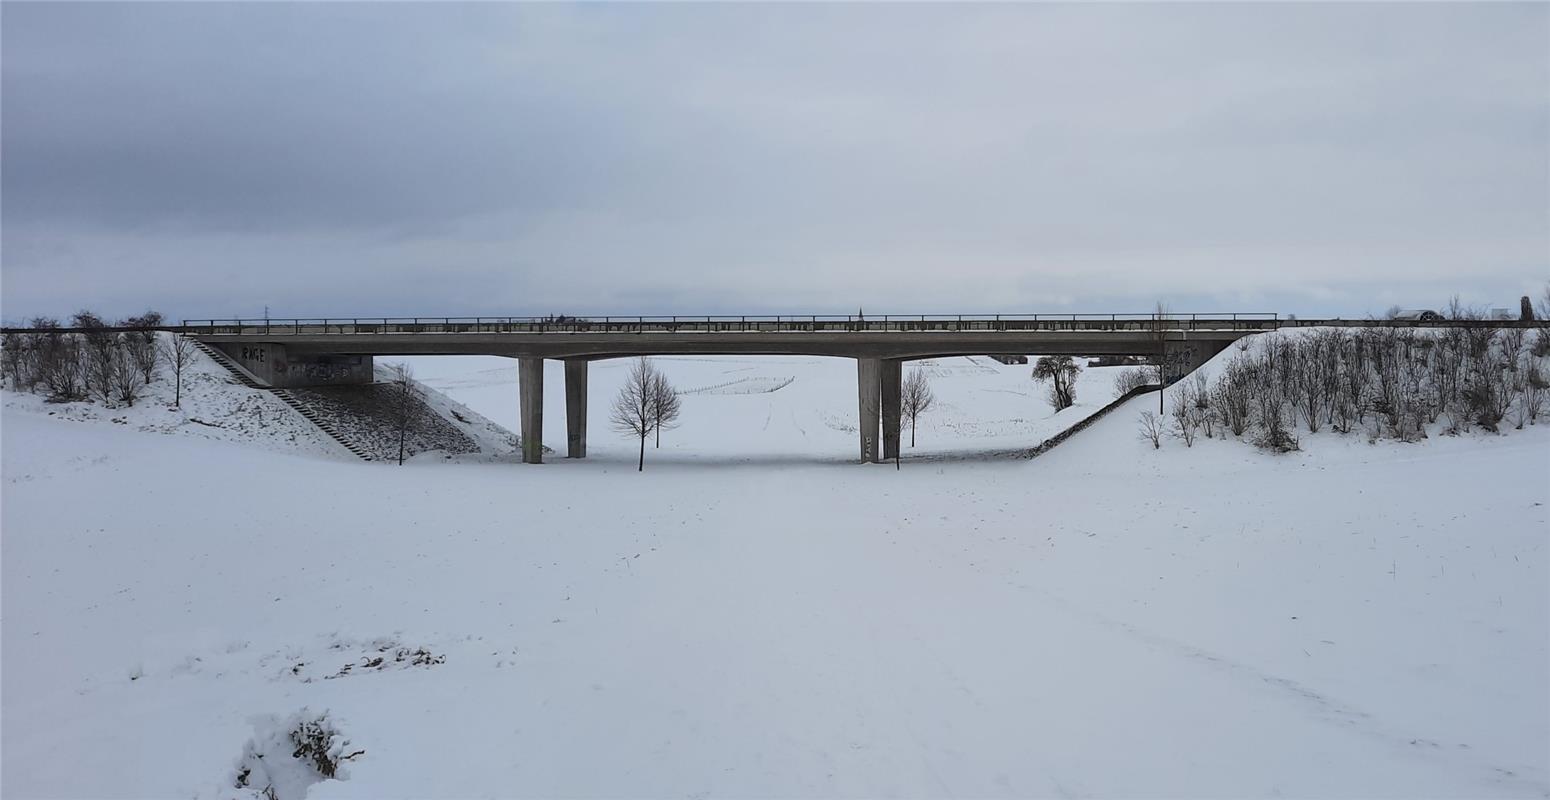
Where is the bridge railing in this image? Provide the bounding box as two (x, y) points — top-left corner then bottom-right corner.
(6, 315), (1537, 337)
(176, 313), (1286, 336)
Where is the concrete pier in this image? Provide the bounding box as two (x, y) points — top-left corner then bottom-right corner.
(881, 359), (902, 461)
(564, 359), (588, 458)
(519, 357), (544, 464)
(857, 358), (881, 463)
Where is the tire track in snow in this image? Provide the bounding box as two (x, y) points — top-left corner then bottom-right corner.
(1028, 588), (1550, 796)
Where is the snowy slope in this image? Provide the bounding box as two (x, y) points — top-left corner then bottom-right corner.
(3, 351), (1547, 799)
(1, 333), (347, 459)
(383, 365), (521, 459)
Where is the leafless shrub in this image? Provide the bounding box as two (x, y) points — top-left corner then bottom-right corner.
(15, 318), (85, 400)
(1138, 411), (1163, 449)
(121, 311), (163, 384)
(1253, 418), (1301, 453)
(1191, 371), (1213, 438)
(1112, 366), (1152, 398)
(71, 310), (120, 404)
(1521, 361), (1547, 425)
(1213, 356), (1254, 437)
(109, 340), (145, 406)
(1170, 391), (1198, 446)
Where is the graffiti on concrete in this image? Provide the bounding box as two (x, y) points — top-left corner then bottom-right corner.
(271, 356), (368, 385)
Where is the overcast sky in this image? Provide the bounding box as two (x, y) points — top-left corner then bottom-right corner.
(3, 2), (1546, 322)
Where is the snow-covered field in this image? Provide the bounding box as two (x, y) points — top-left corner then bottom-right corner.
(409, 355), (1132, 463)
(3, 348), (1547, 798)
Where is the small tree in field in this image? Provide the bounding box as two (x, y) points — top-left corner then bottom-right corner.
(1033, 356), (1080, 411)
(900, 368), (934, 447)
(161, 336), (198, 407)
(612, 357), (661, 471)
(648, 370), (682, 448)
(385, 362), (422, 465)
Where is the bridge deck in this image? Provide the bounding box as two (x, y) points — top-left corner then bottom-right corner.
(165, 315), (1529, 359)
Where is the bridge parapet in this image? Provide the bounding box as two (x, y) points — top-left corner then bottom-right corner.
(180, 313), (1289, 337)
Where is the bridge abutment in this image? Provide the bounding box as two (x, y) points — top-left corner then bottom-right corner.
(209, 342), (373, 388)
(1164, 339), (1233, 385)
(564, 359), (587, 458)
(519, 357), (544, 464)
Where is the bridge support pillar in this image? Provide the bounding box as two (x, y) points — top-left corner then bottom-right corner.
(519, 357), (544, 464)
(857, 358), (881, 463)
(564, 359), (587, 458)
(881, 359), (902, 461)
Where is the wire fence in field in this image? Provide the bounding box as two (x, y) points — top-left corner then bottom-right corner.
(677, 376), (796, 396)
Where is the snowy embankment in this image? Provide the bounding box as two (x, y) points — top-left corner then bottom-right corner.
(279, 366), (522, 463)
(1, 333), (346, 458)
(3, 349), (1547, 798)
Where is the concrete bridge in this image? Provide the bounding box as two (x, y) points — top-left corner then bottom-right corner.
(174, 313), (1294, 464)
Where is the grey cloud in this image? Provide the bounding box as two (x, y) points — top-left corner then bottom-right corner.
(2, 2), (1545, 320)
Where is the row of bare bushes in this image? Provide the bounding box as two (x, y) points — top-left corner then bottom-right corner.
(1143, 325), (1549, 452)
(1, 311), (197, 407)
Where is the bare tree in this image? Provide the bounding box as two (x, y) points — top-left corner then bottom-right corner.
(1032, 355), (1080, 411)
(160, 336), (198, 407)
(900, 368), (935, 447)
(385, 362), (422, 465)
(648, 369), (682, 448)
(611, 357), (660, 471)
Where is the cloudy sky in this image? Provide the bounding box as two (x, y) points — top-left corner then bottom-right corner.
(3, 2), (1546, 322)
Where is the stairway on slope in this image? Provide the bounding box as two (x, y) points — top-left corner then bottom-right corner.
(183, 336), (375, 461)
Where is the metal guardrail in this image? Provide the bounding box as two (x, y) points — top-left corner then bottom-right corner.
(3, 314), (1539, 336)
(172, 313), (1284, 336)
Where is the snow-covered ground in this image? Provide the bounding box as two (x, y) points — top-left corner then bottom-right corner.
(3, 349), (1547, 798)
